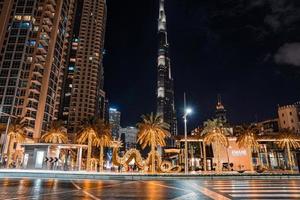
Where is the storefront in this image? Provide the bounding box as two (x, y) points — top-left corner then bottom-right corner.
(21, 143), (87, 170)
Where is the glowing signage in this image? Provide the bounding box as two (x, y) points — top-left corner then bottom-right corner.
(231, 150), (247, 157)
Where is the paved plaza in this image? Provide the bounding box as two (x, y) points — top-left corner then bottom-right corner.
(0, 177), (300, 199)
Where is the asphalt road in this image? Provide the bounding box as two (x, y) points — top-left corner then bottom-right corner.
(1, 178), (300, 199)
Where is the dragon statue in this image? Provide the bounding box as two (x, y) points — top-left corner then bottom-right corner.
(111, 140), (181, 173)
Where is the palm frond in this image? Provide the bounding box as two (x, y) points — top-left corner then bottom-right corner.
(137, 113), (170, 149)
(275, 129), (300, 150)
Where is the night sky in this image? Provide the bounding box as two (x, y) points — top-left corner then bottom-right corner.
(103, 0), (300, 132)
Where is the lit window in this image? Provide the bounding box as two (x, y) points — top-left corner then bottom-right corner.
(27, 57), (33, 62)
(14, 15), (22, 20)
(27, 40), (36, 46)
(20, 22), (30, 29)
(23, 16), (32, 21)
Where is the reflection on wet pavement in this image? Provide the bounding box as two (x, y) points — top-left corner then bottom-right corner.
(1, 178), (300, 199)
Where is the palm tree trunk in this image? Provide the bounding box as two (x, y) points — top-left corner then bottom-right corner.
(216, 142), (221, 172)
(151, 144), (155, 173)
(99, 146), (104, 172)
(7, 135), (14, 168)
(287, 143), (293, 172)
(87, 133), (92, 171)
(249, 147), (254, 171)
(203, 141), (206, 171)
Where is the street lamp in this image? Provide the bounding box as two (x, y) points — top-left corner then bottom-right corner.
(183, 92), (192, 175)
(183, 107), (192, 175)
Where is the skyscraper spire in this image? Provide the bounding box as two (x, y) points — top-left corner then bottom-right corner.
(215, 94), (227, 124)
(158, 0), (166, 31)
(156, 0), (177, 145)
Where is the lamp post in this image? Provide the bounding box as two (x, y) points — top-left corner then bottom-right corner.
(183, 93), (192, 175)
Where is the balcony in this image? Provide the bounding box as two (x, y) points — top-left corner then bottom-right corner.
(46, 3), (55, 13)
(36, 54), (46, 62)
(42, 23), (51, 32)
(31, 79), (42, 86)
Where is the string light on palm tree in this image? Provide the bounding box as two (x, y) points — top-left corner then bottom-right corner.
(76, 118), (101, 171)
(137, 113), (170, 173)
(93, 121), (112, 172)
(41, 121), (68, 144)
(236, 124), (260, 171)
(275, 129), (300, 171)
(202, 119), (229, 172)
(6, 118), (26, 167)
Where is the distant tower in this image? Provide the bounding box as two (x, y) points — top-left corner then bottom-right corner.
(215, 95), (227, 124)
(109, 108), (121, 139)
(156, 0), (177, 145)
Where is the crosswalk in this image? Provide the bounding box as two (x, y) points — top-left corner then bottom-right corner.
(204, 180), (300, 199)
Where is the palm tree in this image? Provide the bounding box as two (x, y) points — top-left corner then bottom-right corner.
(137, 113), (170, 173)
(236, 124), (260, 171)
(202, 119), (229, 172)
(76, 118), (99, 171)
(275, 129), (300, 171)
(41, 121), (68, 144)
(93, 121), (112, 172)
(7, 118), (26, 167)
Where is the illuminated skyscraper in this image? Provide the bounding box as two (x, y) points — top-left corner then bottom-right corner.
(109, 108), (121, 139)
(0, 0), (76, 140)
(156, 0), (177, 144)
(67, 0), (107, 133)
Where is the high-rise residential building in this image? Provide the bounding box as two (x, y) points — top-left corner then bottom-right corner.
(59, 37), (79, 126)
(215, 95), (227, 124)
(109, 108), (121, 139)
(278, 102), (300, 133)
(0, 0), (76, 140)
(67, 0), (107, 133)
(119, 126), (138, 150)
(156, 0), (177, 145)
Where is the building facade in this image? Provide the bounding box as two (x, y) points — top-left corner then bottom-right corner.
(59, 37), (79, 126)
(109, 108), (121, 139)
(0, 0), (75, 140)
(278, 102), (300, 133)
(257, 119), (280, 135)
(156, 0), (177, 144)
(67, 0), (107, 133)
(119, 126), (138, 150)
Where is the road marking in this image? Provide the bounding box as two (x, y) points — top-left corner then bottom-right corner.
(71, 180), (81, 190)
(221, 189), (300, 193)
(189, 183), (231, 200)
(82, 191), (101, 200)
(214, 186), (300, 189)
(71, 180), (101, 200)
(143, 181), (192, 192)
(230, 193), (300, 198)
(205, 182), (293, 187)
(171, 192), (198, 200)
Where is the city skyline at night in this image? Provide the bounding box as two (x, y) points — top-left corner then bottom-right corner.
(104, 0), (300, 130)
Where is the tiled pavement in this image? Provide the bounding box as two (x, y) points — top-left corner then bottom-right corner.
(0, 178), (300, 199)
